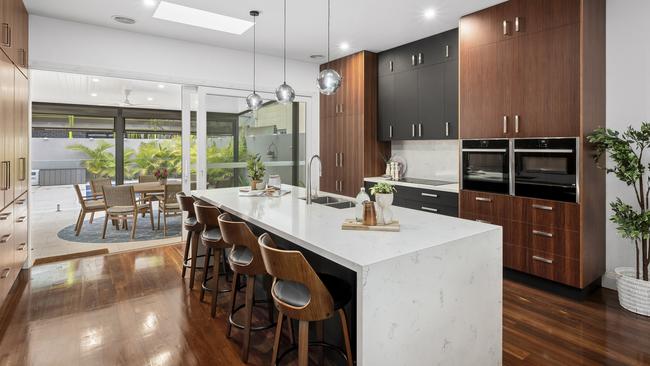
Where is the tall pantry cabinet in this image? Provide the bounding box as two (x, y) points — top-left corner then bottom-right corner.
(0, 0), (29, 303)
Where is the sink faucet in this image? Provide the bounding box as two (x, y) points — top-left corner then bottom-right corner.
(306, 155), (322, 205)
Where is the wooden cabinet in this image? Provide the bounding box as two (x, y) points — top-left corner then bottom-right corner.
(0, 50), (14, 209)
(13, 70), (27, 198)
(460, 0), (581, 138)
(320, 51), (389, 197)
(0, 0), (28, 75)
(378, 28), (458, 141)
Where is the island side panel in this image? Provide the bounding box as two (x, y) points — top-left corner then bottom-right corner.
(357, 228), (502, 366)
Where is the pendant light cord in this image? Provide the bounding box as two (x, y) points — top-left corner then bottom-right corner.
(283, 0), (287, 83)
(253, 14), (256, 92)
(327, 0), (330, 64)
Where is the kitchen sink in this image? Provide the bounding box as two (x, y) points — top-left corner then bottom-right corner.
(301, 195), (355, 209)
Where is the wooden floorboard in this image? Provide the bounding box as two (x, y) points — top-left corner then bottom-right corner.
(0, 244), (649, 365)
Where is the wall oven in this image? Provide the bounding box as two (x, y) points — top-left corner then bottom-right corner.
(461, 139), (510, 195)
(514, 138), (578, 202)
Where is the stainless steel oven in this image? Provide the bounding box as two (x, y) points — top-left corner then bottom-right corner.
(514, 138), (578, 202)
(462, 139), (510, 195)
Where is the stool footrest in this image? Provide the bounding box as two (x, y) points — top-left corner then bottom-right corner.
(228, 301), (276, 332)
(275, 341), (350, 366)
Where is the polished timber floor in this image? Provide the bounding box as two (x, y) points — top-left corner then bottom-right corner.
(0, 245), (649, 366)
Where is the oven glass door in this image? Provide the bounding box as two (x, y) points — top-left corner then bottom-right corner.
(515, 151), (576, 202)
(462, 150), (510, 194)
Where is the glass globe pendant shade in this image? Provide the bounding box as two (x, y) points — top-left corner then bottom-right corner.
(246, 92), (263, 111)
(317, 68), (341, 95)
(275, 82), (295, 104)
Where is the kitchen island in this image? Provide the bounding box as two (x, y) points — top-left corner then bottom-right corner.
(193, 185), (502, 365)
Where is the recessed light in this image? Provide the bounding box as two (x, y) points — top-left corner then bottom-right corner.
(157, 84), (165, 89)
(152, 1), (253, 35)
(143, 0), (157, 7)
(112, 15), (136, 25)
(91, 78), (100, 83)
(340, 42), (350, 51)
(147, 97), (154, 101)
(90, 93), (98, 97)
(424, 8), (436, 19)
(310, 54), (324, 60)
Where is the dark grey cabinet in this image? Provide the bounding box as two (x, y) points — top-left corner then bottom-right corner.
(364, 181), (459, 218)
(378, 28), (458, 142)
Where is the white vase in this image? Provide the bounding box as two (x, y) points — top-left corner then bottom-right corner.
(375, 193), (394, 225)
(615, 267), (650, 316)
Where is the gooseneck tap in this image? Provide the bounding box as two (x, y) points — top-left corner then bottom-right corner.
(306, 155), (322, 205)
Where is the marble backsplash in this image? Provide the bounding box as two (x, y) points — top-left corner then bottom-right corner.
(390, 140), (459, 182)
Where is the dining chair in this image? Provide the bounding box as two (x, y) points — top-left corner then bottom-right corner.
(157, 183), (182, 236)
(89, 178), (112, 223)
(101, 185), (154, 239)
(73, 184), (106, 236)
(138, 175), (158, 183)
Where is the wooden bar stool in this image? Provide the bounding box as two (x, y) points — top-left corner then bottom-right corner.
(259, 233), (354, 366)
(218, 213), (276, 363)
(193, 201), (232, 318)
(176, 192), (205, 289)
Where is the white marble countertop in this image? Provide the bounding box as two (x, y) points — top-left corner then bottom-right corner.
(193, 185), (495, 271)
(364, 176), (460, 193)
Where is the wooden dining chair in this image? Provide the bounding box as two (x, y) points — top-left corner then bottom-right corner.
(89, 178), (112, 223)
(259, 233), (354, 366)
(138, 175), (157, 183)
(101, 185), (154, 239)
(73, 184), (106, 236)
(157, 183), (182, 236)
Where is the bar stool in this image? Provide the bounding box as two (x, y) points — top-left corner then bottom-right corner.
(176, 192), (205, 289)
(259, 233), (354, 366)
(193, 201), (232, 318)
(218, 213), (276, 363)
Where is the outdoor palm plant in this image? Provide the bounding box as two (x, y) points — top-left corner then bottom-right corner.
(67, 140), (115, 178)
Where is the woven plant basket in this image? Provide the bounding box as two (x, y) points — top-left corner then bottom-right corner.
(615, 267), (650, 316)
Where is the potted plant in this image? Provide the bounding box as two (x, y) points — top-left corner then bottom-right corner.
(247, 154), (266, 190)
(154, 168), (169, 185)
(589, 124), (650, 316)
(370, 182), (397, 225)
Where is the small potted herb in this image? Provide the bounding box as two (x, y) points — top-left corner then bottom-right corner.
(370, 182), (396, 225)
(247, 154), (266, 190)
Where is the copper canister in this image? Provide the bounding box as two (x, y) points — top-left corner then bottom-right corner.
(362, 201), (377, 226)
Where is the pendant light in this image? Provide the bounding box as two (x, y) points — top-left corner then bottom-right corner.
(275, 0), (295, 104)
(246, 10), (263, 111)
(317, 0), (341, 95)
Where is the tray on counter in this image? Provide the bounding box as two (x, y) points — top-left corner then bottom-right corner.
(341, 219), (400, 232)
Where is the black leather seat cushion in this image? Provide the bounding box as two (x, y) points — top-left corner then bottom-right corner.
(230, 246), (253, 265)
(201, 227), (222, 242)
(273, 273), (351, 310)
(184, 217), (199, 230)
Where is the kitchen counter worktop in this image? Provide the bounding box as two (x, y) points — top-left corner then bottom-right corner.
(193, 185), (502, 365)
(364, 176), (460, 193)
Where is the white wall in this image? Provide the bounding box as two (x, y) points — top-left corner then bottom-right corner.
(603, 0), (650, 289)
(390, 140), (459, 182)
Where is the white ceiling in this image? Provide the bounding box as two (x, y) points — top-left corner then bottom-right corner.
(24, 0), (503, 63)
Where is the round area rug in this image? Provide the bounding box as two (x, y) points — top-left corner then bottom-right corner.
(58, 208), (181, 243)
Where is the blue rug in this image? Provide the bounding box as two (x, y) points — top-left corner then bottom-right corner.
(58, 208), (181, 243)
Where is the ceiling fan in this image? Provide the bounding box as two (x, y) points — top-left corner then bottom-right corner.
(113, 89), (158, 108)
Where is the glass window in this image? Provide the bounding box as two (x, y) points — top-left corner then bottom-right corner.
(124, 118), (182, 183)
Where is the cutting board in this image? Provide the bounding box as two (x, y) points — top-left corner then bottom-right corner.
(341, 219), (400, 232)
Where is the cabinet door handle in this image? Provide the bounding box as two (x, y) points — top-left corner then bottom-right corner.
(16, 216), (26, 223)
(532, 255), (553, 264)
(389, 60), (394, 72)
(1, 23), (10, 47)
(0, 268), (10, 279)
(411, 54), (416, 66)
(475, 219), (491, 224)
(389, 125), (393, 139)
(445, 122), (450, 137)
(18, 157), (25, 181)
(411, 124), (415, 137)
(18, 49), (26, 67)
(515, 16), (520, 32)
(445, 45), (449, 58)
(503, 20), (509, 35)
(421, 192), (438, 198)
(340, 104), (343, 113)
(532, 230), (553, 238)
(335, 153), (339, 167)
(532, 204), (553, 211)
(339, 153), (343, 167)
(17, 243), (26, 251)
(417, 53), (423, 64)
(421, 206), (438, 213)
(475, 197), (492, 203)
(5, 161), (10, 189)
(0, 234), (11, 244)
(0, 161), (6, 190)
(503, 116), (508, 134)
(515, 115), (520, 134)
(418, 123), (422, 137)
(0, 213), (10, 220)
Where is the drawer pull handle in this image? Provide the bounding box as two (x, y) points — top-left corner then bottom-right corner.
(16, 199), (26, 205)
(475, 197), (492, 202)
(0, 213), (10, 220)
(421, 193), (438, 198)
(475, 219), (490, 224)
(532, 255), (553, 264)
(17, 243), (26, 251)
(0, 268), (10, 279)
(421, 206), (438, 213)
(0, 234), (11, 244)
(532, 204), (553, 211)
(532, 230), (553, 238)
(16, 216), (26, 223)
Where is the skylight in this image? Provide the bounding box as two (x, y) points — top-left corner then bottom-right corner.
(152, 1), (254, 35)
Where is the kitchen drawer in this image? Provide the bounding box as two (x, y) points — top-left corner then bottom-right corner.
(512, 197), (579, 231)
(13, 209), (27, 267)
(504, 243), (528, 272)
(13, 194), (27, 214)
(393, 185), (458, 208)
(459, 212), (512, 244)
(460, 190), (511, 219)
(394, 197), (458, 217)
(528, 250), (580, 287)
(527, 225), (579, 260)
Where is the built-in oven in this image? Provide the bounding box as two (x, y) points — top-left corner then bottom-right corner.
(514, 138), (578, 202)
(461, 139), (510, 195)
